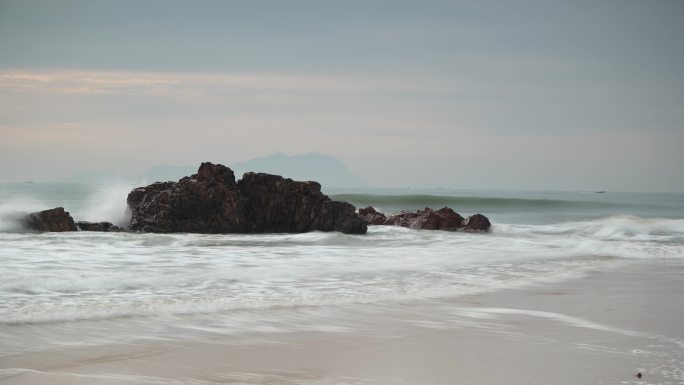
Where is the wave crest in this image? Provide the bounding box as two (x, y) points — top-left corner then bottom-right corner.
(494, 215), (684, 242)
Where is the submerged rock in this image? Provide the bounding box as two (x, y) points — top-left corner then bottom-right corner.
(358, 206), (491, 232)
(127, 162), (367, 234)
(23, 207), (77, 232)
(385, 207), (465, 231)
(77, 221), (125, 232)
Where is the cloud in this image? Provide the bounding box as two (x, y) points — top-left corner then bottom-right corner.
(1, 68), (681, 191)
(0, 69), (444, 99)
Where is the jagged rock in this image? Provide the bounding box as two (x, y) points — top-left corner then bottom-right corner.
(318, 200), (367, 234)
(385, 207), (465, 230)
(461, 213), (491, 231)
(127, 162), (367, 234)
(128, 163), (247, 233)
(24, 207), (77, 232)
(358, 206), (387, 225)
(237, 172), (366, 233)
(77, 221), (125, 232)
(358, 206), (491, 232)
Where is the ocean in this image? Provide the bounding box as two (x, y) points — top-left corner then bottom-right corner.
(1, 183), (683, 384)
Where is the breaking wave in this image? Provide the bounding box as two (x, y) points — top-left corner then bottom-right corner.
(493, 215), (684, 242)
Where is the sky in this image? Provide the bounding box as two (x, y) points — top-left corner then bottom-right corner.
(1, 0), (683, 191)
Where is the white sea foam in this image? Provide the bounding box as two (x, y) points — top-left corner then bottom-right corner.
(493, 215), (684, 242)
(2, 185), (683, 382)
(2, 185), (684, 346)
(2, 222), (672, 326)
(452, 307), (647, 337)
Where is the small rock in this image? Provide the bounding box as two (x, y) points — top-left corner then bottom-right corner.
(461, 213), (491, 231)
(77, 221), (125, 232)
(385, 207), (465, 231)
(358, 206), (387, 225)
(357, 206), (491, 232)
(23, 207), (77, 232)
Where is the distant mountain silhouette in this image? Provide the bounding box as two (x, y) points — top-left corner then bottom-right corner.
(138, 165), (197, 183)
(62, 153), (365, 188)
(232, 153), (366, 188)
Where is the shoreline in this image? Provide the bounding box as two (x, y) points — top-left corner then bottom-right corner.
(1, 259), (683, 384)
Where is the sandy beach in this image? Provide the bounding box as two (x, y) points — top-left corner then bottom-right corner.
(2, 258), (682, 385)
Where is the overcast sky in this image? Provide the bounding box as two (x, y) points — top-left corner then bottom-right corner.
(1, 0), (682, 191)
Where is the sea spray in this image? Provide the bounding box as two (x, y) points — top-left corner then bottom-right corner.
(0, 181), (135, 229)
(0, 198), (43, 232)
(74, 182), (135, 227)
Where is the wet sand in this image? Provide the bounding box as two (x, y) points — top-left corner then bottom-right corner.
(1, 259), (683, 385)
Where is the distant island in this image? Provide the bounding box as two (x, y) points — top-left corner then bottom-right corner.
(231, 153), (365, 188)
(62, 153), (366, 188)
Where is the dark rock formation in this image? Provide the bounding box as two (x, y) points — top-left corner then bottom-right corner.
(77, 221), (125, 232)
(385, 207), (465, 231)
(23, 207), (77, 232)
(128, 163), (247, 233)
(358, 206), (387, 225)
(238, 172), (360, 233)
(127, 162), (367, 234)
(461, 213), (491, 231)
(358, 206), (491, 232)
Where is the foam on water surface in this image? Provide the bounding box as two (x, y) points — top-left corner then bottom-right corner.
(1, 183), (684, 383)
(1, 220), (682, 327)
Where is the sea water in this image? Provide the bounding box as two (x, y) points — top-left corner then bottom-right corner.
(1, 183), (683, 378)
